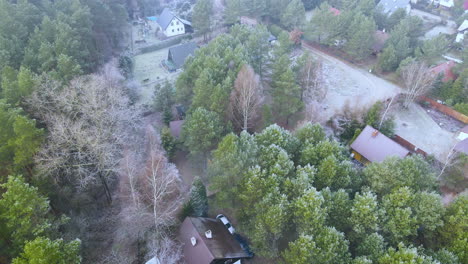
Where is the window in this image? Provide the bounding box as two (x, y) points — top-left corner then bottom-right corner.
(171, 22), (174, 26)
(172, 29), (174, 32)
(177, 28), (179, 31)
(176, 21), (179, 25)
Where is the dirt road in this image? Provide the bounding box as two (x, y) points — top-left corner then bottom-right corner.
(302, 43), (402, 120)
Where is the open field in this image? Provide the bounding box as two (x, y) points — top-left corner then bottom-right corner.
(393, 104), (458, 162)
(302, 43), (401, 120)
(133, 48), (180, 104)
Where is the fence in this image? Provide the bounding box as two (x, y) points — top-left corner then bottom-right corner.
(392, 135), (428, 157)
(419, 96), (468, 124)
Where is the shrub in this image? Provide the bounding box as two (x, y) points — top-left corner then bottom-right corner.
(454, 103), (468, 115)
(140, 35), (192, 54)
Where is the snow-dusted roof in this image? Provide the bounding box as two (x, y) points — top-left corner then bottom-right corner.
(458, 20), (468, 32)
(440, 0), (454, 8)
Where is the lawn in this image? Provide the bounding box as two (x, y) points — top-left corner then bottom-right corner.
(133, 47), (180, 104)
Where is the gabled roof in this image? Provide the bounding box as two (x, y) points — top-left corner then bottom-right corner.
(377, 0), (410, 14)
(157, 8), (191, 30)
(440, 0), (454, 8)
(168, 42), (198, 69)
(458, 20), (468, 32)
(158, 8), (175, 30)
(179, 217), (250, 264)
(351, 125), (410, 163)
(430, 61), (456, 82)
(330, 7), (341, 16)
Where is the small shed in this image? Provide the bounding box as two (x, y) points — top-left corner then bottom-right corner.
(240, 16), (258, 27)
(165, 42), (198, 71)
(430, 61), (456, 82)
(179, 217), (251, 264)
(350, 125), (410, 164)
(372, 30), (390, 53)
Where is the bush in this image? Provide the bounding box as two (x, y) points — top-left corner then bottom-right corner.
(454, 103), (468, 115)
(268, 24), (285, 38)
(140, 35), (192, 54)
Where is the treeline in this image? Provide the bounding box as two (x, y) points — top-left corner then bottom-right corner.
(208, 123), (467, 263)
(0, 0), (130, 262)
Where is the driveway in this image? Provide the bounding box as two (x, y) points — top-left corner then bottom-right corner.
(393, 104), (458, 162)
(302, 43), (402, 120)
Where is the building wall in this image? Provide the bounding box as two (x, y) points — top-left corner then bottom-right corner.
(163, 18), (186, 37)
(352, 150), (370, 165)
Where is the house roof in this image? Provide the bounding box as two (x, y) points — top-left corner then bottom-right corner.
(330, 7), (341, 16)
(240, 16), (258, 26)
(440, 0), (454, 7)
(430, 61), (456, 82)
(377, 0), (410, 14)
(169, 120), (184, 139)
(372, 30), (390, 52)
(461, 125), (468, 134)
(350, 125), (410, 163)
(458, 20), (468, 32)
(158, 8), (191, 30)
(455, 139), (468, 155)
(168, 42), (198, 69)
(179, 217), (250, 264)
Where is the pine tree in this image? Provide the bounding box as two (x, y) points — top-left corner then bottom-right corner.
(189, 177), (208, 217)
(281, 0), (306, 30)
(270, 54), (303, 124)
(193, 0), (213, 41)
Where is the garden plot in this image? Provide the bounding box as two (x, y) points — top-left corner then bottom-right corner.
(133, 47), (180, 104)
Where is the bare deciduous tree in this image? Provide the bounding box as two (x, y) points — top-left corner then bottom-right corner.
(146, 236), (183, 264)
(298, 54), (326, 102)
(229, 65), (263, 131)
(26, 61), (142, 202)
(400, 61), (436, 108)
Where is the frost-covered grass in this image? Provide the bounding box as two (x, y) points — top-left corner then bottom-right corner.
(133, 48), (180, 104)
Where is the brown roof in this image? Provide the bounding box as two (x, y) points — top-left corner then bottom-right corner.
(430, 61), (456, 82)
(351, 125), (410, 163)
(179, 217), (250, 264)
(372, 30), (390, 52)
(169, 120), (185, 139)
(455, 139), (468, 155)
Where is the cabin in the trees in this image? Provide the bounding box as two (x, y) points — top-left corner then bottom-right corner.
(350, 125), (410, 164)
(164, 42), (198, 71)
(179, 217), (251, 264)
(377, 0), (411, 14)
(456, 20), (468, 43)
(157, 8), (192, 37)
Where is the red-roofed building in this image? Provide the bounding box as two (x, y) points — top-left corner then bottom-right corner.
(430, 61), (456, 82)
(330, 7), (341, 16)
(464, 0), (468, 10)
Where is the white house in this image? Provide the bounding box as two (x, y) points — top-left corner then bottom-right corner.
(157, 8), (192, 38)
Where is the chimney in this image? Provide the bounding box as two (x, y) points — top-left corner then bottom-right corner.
(205, 230), (212, 239)
(191, 237), (197, 246)
(372, 130), (379, 137)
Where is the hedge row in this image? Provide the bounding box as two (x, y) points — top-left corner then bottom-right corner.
(140, 35), (193, 54)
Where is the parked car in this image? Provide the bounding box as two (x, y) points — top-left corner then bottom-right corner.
(216, 214), (235, 234)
